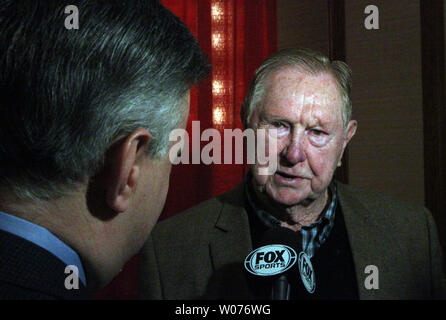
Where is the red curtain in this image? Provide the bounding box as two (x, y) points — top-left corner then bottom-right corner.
(95, 0), (277, 300)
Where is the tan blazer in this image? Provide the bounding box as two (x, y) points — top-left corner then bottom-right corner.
(139, 182), (446, 300)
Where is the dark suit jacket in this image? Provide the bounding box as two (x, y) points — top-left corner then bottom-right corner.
(0, 230), (90, 299)
(139, 183), (446, 300)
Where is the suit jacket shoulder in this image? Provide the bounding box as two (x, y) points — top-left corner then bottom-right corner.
(0, 230), (90, 300)
(338, 183), (446, 299)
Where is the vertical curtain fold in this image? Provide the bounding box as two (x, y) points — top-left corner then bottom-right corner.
(162, 0), (277, 219)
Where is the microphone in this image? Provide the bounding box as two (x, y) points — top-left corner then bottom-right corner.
(244, 227), (302, 300)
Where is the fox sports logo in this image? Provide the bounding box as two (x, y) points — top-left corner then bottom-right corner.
(244, 244), (297, 276)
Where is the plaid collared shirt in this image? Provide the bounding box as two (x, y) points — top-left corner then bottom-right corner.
(245, 178), (338, 259)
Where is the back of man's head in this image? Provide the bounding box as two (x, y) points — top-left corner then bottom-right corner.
(0, 0), (209, 201)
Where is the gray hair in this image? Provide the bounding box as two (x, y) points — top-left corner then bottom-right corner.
(241, 47), (352, 129)
(0, 0), (210, 200)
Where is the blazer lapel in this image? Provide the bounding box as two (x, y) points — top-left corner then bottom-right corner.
(206, 184), (255, 299)
(209, 183), (253, 271)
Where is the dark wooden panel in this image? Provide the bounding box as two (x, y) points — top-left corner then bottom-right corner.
(277, 0), (329, 55)
(420, 0), (446, 268)
(328, 0), (346, 61)
(328, 0), (349, 184)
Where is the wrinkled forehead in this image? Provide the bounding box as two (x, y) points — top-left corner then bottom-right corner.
(261, 68), (343, 120)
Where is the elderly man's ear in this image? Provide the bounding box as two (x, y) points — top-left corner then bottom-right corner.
(338, 120), (357, 167)
(103, 129), (151, 213)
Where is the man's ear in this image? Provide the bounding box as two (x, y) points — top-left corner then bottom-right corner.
(104, 128), (151, 213)
(337, 120), (357, 167)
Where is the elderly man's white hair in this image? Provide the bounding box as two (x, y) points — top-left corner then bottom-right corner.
(241, 47), (353, 131)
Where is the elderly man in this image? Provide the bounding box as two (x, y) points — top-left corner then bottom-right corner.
(139, 48), (445, 300)
(0, 0), (209, 299)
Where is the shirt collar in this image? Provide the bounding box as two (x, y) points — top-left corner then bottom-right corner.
(0, 211), (86, 286)
(245, 174), (337, 226)
(244, 174), (338, 258)
(302, 181), (337, 231)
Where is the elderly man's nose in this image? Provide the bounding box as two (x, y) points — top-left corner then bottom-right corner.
(281, 139), (306, 166)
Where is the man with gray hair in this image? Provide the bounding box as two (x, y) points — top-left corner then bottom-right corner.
(0, 0), (209, 299)
(139, 48), (445, 300)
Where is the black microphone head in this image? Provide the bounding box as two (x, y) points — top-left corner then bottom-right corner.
(258, 227), (302, 252)
(244, 227), (301, 278)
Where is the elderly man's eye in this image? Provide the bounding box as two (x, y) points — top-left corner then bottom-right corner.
(307, 128), (330, 147)
(267, 121), (289, 138)
(310, 129), (325, 135)
(271, 121), (286, 128)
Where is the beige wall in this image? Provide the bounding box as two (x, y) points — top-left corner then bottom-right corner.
(345, 0), (424, 204)
(277, 0), (425, 204)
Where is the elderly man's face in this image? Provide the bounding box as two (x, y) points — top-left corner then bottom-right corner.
(249, 68), (356, 207)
